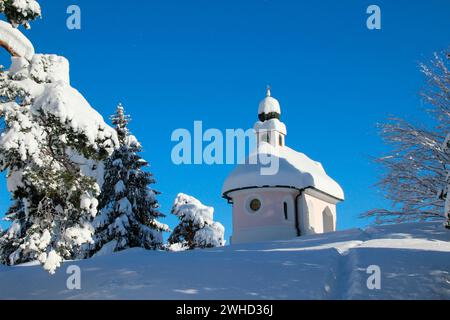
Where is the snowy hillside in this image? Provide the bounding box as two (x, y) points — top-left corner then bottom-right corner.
(0, 222), (449, 300)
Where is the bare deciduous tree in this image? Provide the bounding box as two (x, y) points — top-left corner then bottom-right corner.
(363, 50), (450, 226)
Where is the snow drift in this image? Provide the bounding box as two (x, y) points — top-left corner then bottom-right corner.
(0, 222), (448, 299)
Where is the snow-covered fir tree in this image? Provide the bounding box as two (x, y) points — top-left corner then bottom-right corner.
(88, 104), (169, 256)
(168, 193), (225, 251)
(0, 31), (117, 273)
(0, 0), (41, 29)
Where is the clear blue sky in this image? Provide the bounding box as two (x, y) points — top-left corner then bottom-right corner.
(1, 0), (449, 242)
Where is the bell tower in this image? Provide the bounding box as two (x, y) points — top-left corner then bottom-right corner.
(254, 86), (287, 148)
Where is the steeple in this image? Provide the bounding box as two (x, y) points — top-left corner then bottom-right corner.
(254, 87), (287, 148)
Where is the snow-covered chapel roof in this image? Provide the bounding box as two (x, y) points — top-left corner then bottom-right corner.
(222, 142), (344, 200)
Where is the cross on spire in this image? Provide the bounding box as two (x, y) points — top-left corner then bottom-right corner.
(266, 85), (271, 97)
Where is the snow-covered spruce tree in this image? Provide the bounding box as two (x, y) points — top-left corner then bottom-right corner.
(168, 193), (225, 251)
(0, 0), (41, 29)
(87, 104), (169, 256)
(0, 49), (117, 272)
(364, 50), (450, 225)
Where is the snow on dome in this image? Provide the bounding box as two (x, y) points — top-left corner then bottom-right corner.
(258, 95), (281, 115)
(222, 142), (344, 200)
(0, 20), (35, 60)
(254, 118), (287, 135)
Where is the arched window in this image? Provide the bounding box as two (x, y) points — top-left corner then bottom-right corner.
(262, 133), (270, 143)
(283, 202), (288, 220)
(322, 207), (334, 233)
(279, 135), (283, 146)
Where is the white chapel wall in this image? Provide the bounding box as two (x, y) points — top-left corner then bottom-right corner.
(299, 191), (337, 235)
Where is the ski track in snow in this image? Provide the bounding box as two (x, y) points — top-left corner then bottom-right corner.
(0, 222), (449, 299)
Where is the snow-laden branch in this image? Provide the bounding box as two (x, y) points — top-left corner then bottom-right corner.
(0, 0), (41, 29)
(364, 50), (450, 225)
(0, 20), (34, 59)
